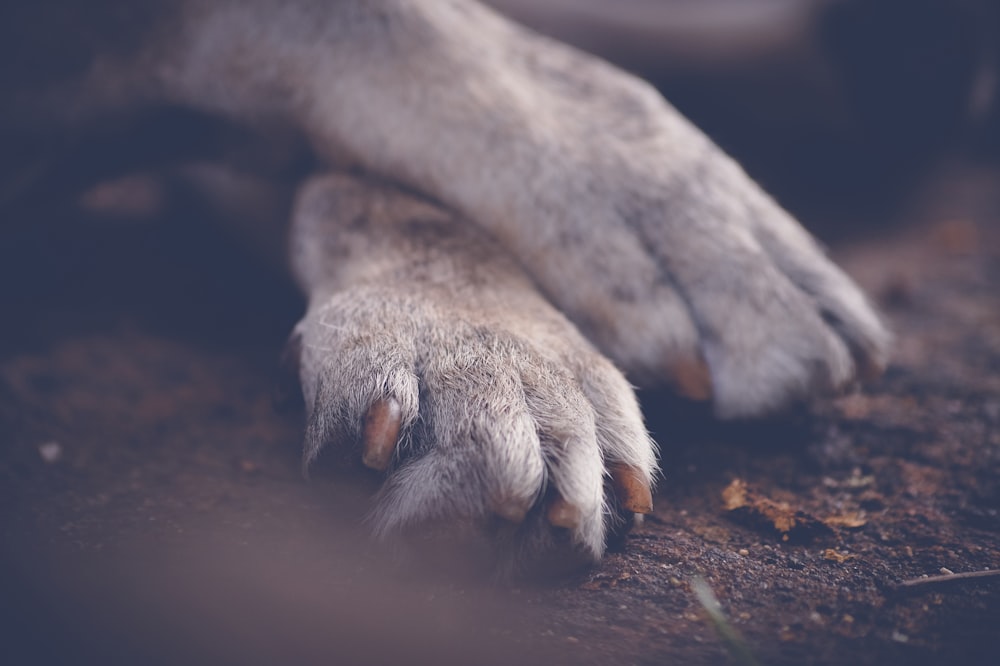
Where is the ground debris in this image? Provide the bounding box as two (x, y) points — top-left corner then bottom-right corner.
(897, 568), (1000, 591)
(822, 512), (868, 529)
(580, 570), (633, 590)
(822, 549), (856, 564)
(722, 479), (832, 542)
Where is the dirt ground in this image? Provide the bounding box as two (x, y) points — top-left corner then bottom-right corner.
(1, 161), (998, 665)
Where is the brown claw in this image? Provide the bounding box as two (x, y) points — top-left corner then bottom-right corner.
(667, 355), (713, 401)
(546, 496), (583, 530)
(609, 463), (653, 514)
(361, 398), (402, 471)
(857, 354), (886, 384)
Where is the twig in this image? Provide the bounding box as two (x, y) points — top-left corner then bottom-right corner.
(691, 576), (762, 666)
(899, 569), (1000, 589)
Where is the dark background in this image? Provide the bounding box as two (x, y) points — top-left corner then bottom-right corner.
(2, 1), (999, 664)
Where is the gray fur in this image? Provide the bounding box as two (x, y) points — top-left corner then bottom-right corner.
(291, 175), (655, 571)
(4, 0), (889, 570)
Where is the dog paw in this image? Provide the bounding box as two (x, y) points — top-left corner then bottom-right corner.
(571, 120), (893, 418)
(289, 175), (656, 576)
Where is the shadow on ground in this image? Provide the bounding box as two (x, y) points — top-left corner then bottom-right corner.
(1, 163), (998, 665)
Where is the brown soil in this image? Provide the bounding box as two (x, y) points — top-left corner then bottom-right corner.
(1, 162), (998, 665)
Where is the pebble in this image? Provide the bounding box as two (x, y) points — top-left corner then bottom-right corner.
(38, 441), (63, 464)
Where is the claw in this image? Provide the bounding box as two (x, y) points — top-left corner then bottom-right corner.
(857, 354), (886, 383)
(546, 495), (583, 530)
(361, 398), (402, 471)
(609, 463), (653, 514)
(667, 355), (712, 401)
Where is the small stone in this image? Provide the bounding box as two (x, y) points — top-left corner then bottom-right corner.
(38, 441), (63, 464)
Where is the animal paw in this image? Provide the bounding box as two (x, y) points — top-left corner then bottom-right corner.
(289, 175), (656, 575)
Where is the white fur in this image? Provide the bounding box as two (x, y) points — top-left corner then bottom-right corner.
(291, 175), (655, 571)
(53, 0), (889, 568)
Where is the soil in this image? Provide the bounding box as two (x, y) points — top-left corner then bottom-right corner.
(1, 162), (998, 665)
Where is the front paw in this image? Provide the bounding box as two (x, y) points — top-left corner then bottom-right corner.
(290, 176), (656, 576)
(492, 82), (892, 417)
(602, 133), (892, 417)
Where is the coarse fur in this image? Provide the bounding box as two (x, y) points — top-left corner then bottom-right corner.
(0, 0), (890, 575)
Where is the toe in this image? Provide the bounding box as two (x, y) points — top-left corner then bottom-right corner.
(369, 357), (546, 537)
(297, 308), (419, 471)
(546, 494), (584, 530)
(571, 354), (657, 499)
(747, 196), (892, 381)
(522, 360), (607, 557)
